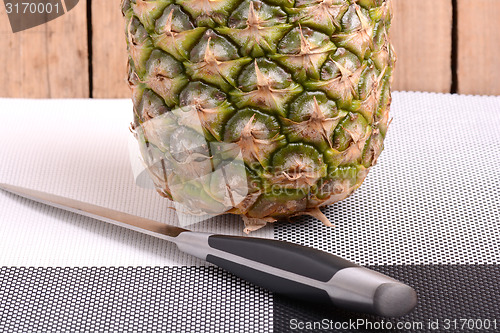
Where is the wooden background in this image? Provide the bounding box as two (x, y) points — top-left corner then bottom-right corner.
(1, 0), (499, 98)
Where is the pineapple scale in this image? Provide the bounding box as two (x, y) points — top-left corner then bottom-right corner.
(122, 0), (396, 231)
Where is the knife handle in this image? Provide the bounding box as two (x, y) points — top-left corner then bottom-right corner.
(175, 232), (417, 317)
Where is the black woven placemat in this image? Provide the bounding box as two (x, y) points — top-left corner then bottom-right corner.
(0, 266), (272, 333)
(274, 264), (500, 333)
(1, 265), (499, 332)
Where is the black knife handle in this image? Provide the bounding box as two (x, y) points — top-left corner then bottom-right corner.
(175, 232), (418, 317)
(209, 235), (356, 280)
(206, 235), (357, 303)
(207, 254), (333, 303)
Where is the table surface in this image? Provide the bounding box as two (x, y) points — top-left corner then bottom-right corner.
(0, 92), (499, 332)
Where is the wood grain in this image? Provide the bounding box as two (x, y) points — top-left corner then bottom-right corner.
(0, 1), (89, 98)
(457, 0), (500, 95)
(91, 0), (456, 97)
(3, 0), (500, 97)
(91, 0), (129, 98)
(391, 0), (453, 93)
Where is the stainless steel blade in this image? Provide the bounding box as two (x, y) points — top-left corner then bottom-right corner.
(0, 184), (418, 317)
(0, 183), (188, 240)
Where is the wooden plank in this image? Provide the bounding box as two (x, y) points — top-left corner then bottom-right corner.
(391, 0), (453, 93)
(91, 0), (129, 98)
(91, 0), (455, 98)
(92, 0), (455, 97)
(0, 1), (89, 98)
(457, 0), (500, 95)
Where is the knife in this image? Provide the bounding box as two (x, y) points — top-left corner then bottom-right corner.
(0, 183), (417, 317)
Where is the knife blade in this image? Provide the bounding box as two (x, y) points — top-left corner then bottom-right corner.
(0, 183), (417, 317)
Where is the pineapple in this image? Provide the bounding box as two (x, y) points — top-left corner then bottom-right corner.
(122, 0), (396, 232)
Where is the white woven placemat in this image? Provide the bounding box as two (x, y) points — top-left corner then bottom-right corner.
(0, 98), (272, 267)
(0, 92), (499, 332)
(276, 91), (500, 265)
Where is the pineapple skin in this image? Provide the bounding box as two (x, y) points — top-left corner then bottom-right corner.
(122, 0), (396, 230)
